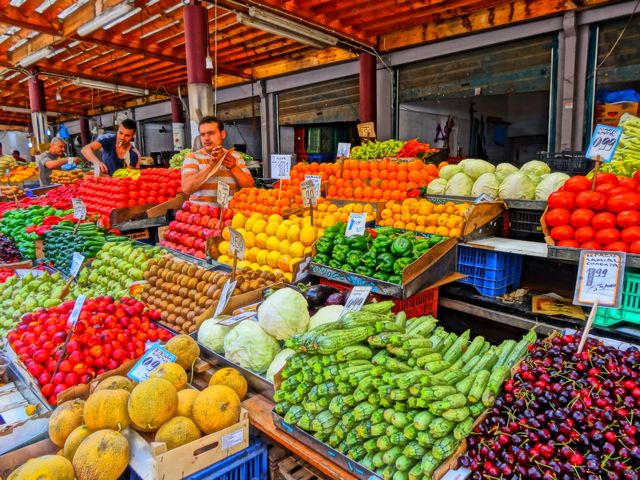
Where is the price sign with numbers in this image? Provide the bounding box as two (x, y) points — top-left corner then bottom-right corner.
(304, 175), (322, 198)
(337, 143), (351, 158)
(228, 228), (245, 260)
(341, 287), (372, 315)
(217, 181), (230, 208)
(357, 122), (376, 139)
(301, 179), (317, 207)
(345, 212), (367, 237)
(69, 252), (85, 279)
(574, 251), (626, 308)
(71, 198), (86, 220)
(67, 295), (86, 327)
(586, 125), (623, 163)
(127, 344), (177, 382)
(271, 154), (292, 179)
(214, 279), (238, 318)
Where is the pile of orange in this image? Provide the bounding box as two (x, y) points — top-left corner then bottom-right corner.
(378, 198), (470, 237)
(230, 186), (326, 217)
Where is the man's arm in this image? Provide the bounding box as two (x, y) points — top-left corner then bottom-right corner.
(44, 158), (69, 170)
(81, 141), (108, 174)
(181, 164), (216, 195)
(224, 153), (254, 188)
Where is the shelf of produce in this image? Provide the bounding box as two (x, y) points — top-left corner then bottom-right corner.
(462, 237), (548, 258)
(243, 394), (359, 480)
(424, 194), (547, 211)
(548, 245), (640, 267)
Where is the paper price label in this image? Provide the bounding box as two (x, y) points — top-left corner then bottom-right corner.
(474, 193), (494, 204)
(71, 198), (86, 220)
(345, 212), (367, 237)
(67, 295), (86, 327)
(127, 344), (177, 383)
(586, 124), (623, 163)
(301, 179), (317, 207)
(574, 251), (626, 308)
(69, 252), (85, 279)
(271, 154), (292, 180)
(217, 181), (230, 208)
(221, 429), (245, 450)
(93, 162), (101, 177)
(214, 279), (238, 318)
(304, 175), (322, 198)
(337, 143), (351, 158)
(228, 228), (245, 260)
(357, 122), (376, 139)
(342, 287), (372, 315)
(218, 311), (256, 327)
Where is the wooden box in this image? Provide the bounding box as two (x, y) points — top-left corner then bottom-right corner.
(0, 439), (58, 478)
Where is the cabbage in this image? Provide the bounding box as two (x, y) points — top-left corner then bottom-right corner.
(498, 172), (536, 200)
(535, 172), (570, 201)
(258, 287), (310, 340)
(223, 320), (280, 373)
(197, 318), (231, 353)
(309, 305), (344, 330)
(461, 159), (495, 180)
(266, 348), (296, 383)
(471, 173), (499, 198)
(520, 160), (551, 185)
(426, 178), (447, 195)
(495, 163), (519, 184)
(439, 165), (462, 180)
(445, 173), (474, 196)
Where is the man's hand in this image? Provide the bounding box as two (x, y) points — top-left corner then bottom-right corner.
(97, 161), (108, 174)
(207, 146), (223, 167)
(222, 151), (237, 169)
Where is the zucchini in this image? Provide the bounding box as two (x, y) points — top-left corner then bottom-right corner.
(420, 453), (439, 477)
(407, 463), (423, 480)
(387, 345), (411, 360)
(353, 402), (377, 421)
(428, 393), (467, 415)
(372, 451), (385, 468)
(390, 411), (410, 428)
(409, 347), (433, 359)
(505, 329), (537, 366)
(431, 369), (467, 386)
(403, 441), (427, 459)
(313, 326), (374, 354)
(482, 388), (496, 407)
(442, 329), (470, 363)
(361, 300), (395, 314)
(432, 435), (459, 460)
(429, 417), (456, 438)
(328, 396), (345, 416)
(468, 370), (490, 403)
(368, 392), (380, 406)
(403, 424), (417, 440)
(377, 435), (393, 451)
(395, 454), (416, 472)
(394, 310), (407, 328)
(469, 401), (485, 418)
(442, 406), (470, 422)
(336, 345), (373, 362)
(453, 417), (474, 441)
(283, 405), (305, 424)
(487, 365), (511, 394)
(423, 360), (451, 374)
(297, 412), (315, 431)
(416, 353), (442, 367)
(413, 411), (434, 431)
(311, 410), (336, 434)
(493, 339), (516, 369)
(391, 371), (424, 389)
(419, 385), (457, 401)
(470, 348), (498, 374)
(371, 409), (386, 424)
(390, 389), (409, 401)
(382, 446), (404, 465)
(416, 431), (435, 448)
(460, 336), (485, 363)
(402, 338), (432, 350)
(455, 374), (475, 395)
(389, 431), (409, 446)
(368, 332), (396, 347)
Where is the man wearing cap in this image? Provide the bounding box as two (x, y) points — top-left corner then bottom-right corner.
(38, 137), (69, 186)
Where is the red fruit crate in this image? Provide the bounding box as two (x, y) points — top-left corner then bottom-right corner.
(319, 278), (438, 318)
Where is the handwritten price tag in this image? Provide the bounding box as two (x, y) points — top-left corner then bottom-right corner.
(271, 154), (292, 180)
(337, 143), (351, 158)
(357, 122), (376, 139)
(69, 252), (85, 279)
(71, 198), (86, 220)
(586, 124), (623, 163)
(228, 228), (245, 260)
(93, 162), (101, 178)
(574, 251), (626, 308)
(67, 295), (86, 327)
(214, 279), (238, 318)
(304, 175), (322, 198)
(217, 181), (230, 208)
(301, 179), (317, 207)
(345, 213), (367, 237)
(127, 344), (177, 382)
(342, 287), (372, 315)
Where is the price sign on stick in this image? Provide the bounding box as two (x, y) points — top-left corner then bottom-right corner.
(128, 344), (177, 382)
(93, 162), (101, 178)
(586, 125), (623, 163)
(345, 213), (367, 237)
(71, 198), (86, 220)
(304, 175), (322, 198)
(301, 179), (317, 208)
(228, 228), (245, 260)
(217, 181), (230, 209)
(574, 250), (626, 308)
(342, 287), (372, 315)
(69, 252), (85, 279)
(67, 295), (86, 327)
(271, 155), (292, 180)
(214, 279), (238, 318)
(357, 122), (376, 140)
(337, 143), (351, 158)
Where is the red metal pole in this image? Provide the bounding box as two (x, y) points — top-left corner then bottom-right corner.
(171, 96), (184, 123)
(79, 116), (90, 146)
(359, 52), (376, 124)
(183, 3), (211, 85)
(28, 77), (46, 113)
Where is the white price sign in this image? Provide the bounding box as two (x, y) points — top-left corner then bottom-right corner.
(69, 252), (85, 279)
(271, 154), (292, 180)
(574, 251), (626, 308)
(218, 311), (256, 327)
(228, 228), (245, 260)
(345, 213), (367, 237)
(304, 174), (322, 198)
(342, 287), (372, 315)
(213, 279), (238, 318)
(217, 181), (230, 208)
(93, 162), (101, 177)
(67, 295), (86, 327)
(337, 143), (351, 158)
(71, 198), (86, 220)
(586, 124), (623, 163)
(301, 179), (317, 208)
(127, 344), (177, 382)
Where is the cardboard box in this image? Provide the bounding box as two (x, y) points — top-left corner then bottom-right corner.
(595, 102), (640, 126)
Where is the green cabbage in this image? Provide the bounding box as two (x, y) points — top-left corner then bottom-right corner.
(439, 164), (462, 180)
(224, 320), (280, 373)
(535, 172), (570, 201)
(258, 287), (310, 340)
(520, 160), (551, 185)
(445, 173), (474, 196)
(471, 173), (499, 198)
(495, 163), (519, 184)
(426, 178), (447, 195)
(309, 305), (344, 330)
(197, 318), (231, 353)
(461, 159), (496, 180)
(266, 348), (296, 383)
(498, 172), (536, 200)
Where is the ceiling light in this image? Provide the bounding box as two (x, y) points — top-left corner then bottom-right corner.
(236, 13), (328, 49)
(57, 0), (90, 20)
(47, 47), (66, 58)
(72, 77), (149, 96)
(205, 55), (213, 70)
(4, 72), (20, 81)
(0, 106), (30, 113)
(77, 2), (135, 36)
(0, 35), (10, 45)
(9, 0), (27, 7)
(17, 47), (54, 67)
(139, 20), (180, 39)
(55, 90), (62, 101)
(35, 0), (56, 14)
(68, 40), (81, 48)
(122, 13), (160, 35)
(247, 7), (338, 46)
(8, 38), (28, 52)
(103, 7), (141, 30)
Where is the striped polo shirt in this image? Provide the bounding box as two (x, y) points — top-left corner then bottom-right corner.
(181, 149), (250, 205)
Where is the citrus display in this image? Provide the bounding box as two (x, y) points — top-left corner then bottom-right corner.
(377, 198), (469, 237)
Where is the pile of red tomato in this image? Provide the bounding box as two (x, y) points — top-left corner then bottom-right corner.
(544, 172), (640, 253)
(6, 296), (172, 405)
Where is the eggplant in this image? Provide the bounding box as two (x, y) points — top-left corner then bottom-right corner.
(326, 291), (347, 306)
(302, 284), (339, 308)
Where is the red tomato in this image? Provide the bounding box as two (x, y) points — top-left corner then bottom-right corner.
(551, 225), (575, 242)
(608, 187), (633, 196)
(592, 212), (617, 230)
(595, 228), (620, 245)
(605, 241), (628, 252)
(608, 193), (640, 213)
(545, 208), (571, 227)
(581, 241), (602, 250)
(617, 210), (640, 228)
(564, 176), (591, 193)
(595, 183), (615, 196)
(547, 191), (576, 210)
(594, 172), (619, 187)
(629, 241), (640, 254)
(621, 226), (640, 244)
(575, 191), (606, 211)
(574, 226), (595, 243)
(570, 209), (594, 228)
(619, 178), (638, 190)
(557, 240), (579, 248)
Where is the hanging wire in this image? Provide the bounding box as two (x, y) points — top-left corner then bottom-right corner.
(214, 0), (218, 116)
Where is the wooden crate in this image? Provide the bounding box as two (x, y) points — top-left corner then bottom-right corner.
(0, 439), (57, 478)
(277, 456), (330, 480)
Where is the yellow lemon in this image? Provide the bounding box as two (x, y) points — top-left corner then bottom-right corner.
(268, 214), (283, 223)
(278, 240), (290, 255)
(249, 262), (260, 271)
(217, 254), (231, 265)
(300, 226), (318, 247)
(283, 272), (293, 282)
(256, 250), (268, 266)
(245, 216), (257, 232)
(327, 204), (338, 213)
(235, 228), (247, 237)
(218, 240), (229, 256)
(222, 227), (230, 241)
(243, 231), (256, 248)
(267, 250), (281, 268)
(265, 221), (279, 237)
(231, 214), (247, 229)
(436, 226), (450, 236)
(259, 265), (272, 273)
(317, 203), (328, 212)
(252, 219), (267, 234)
(286, 225), (300, 243)
(277, 254), (292, 272)
(255, 232), (268, 249)
(265, 236), (280, 252)
(289, 241), (305, 258)
(304, 246), (313, 255)
(275, 224), (289, 241)
(246, 247), (260, 263)
(237, 260), (251, 269)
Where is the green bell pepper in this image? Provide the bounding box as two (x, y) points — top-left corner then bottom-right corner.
(332, 244), (349, 263)
(377, 253), (395, 273)
(314, 253), (330, 265)
(427, 235), (444, 247)
(373, 272), (390, 282)
(393, 256), (413, 275)
(375, 227), (397, 237)
(316, 237), (333, 254)
(347, 235), (368, 251)
(391, 236), (414, 257)
(387, 275), (402, 284)
(328, 259), (342, 269)
(334, 236), (349, 246)
(373, 235), (393, 252)
(346, 251), (361, 268)
(361, 251), (378, 269)
(355, 265), (373, 277)
(341, 264), (354, 272)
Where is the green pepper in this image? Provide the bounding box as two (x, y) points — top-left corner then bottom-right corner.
(393, 256), (413, 275)
(361, 251), (378, 269)
(355, 265), (373, 277)
(391, 237), (414, 256)
(375, 227), (397, 237)
(334, 236), (349, 246)
(347, 235), (368, 251)
(346, 251), (361, 268)
(341, 264), (354, 272)
(373, 272), (390, 282)
(328, 259), (342, 269)
(373, 235), (393, 252)
(387, 275), (402, 284)
(428, 235), (443, 247)
(377, 253), (395, 273)
(332, 244), (350, 263)
(316, 237), (333, 254)
(413, 240), (431, 259)
(314, 253), (330, 265)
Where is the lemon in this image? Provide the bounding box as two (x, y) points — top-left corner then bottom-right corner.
(265, 221), (279, 236)
(286, 225), (300, 243)
(255, 232), (268, 249)
(245, 217), (258, 232)
(278, 240), (290, 255)
(275, 224), (289, 241)
(217, 254), (231, 265)
(300, 226), (318, 247)
(247, 247), (260, 263)
(256, 250), (268, 266)
(277, 254), (292, 272)
(266, 236), (280, 252)
(289, 241), (305, 258)
(252, 219), (267, 234)
(267, 251), (281, 268)
(268, 214), (283, 223)
(304, 246), (313, 255)
(259, 265), (272, 273)
(218, 240), (229, 256)
(283, 272), (293, 282)
(237, 260), (251, 269)
(222, 227), (230, 241)
(249, 262), (260, 271)
(231, 213), (247, 229)
(243, 231), (256, 248)
(235, 228), (247, 237)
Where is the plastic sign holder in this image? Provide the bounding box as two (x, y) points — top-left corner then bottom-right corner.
(586, 124), (623, 190)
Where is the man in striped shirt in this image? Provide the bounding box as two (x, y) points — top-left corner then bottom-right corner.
(181, 116), (254, 205)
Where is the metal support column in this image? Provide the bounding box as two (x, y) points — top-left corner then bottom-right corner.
(171, 96), (185, 150)
(359, 53), (377, 125)
(28, 76), (48, 149)
(558, 12), (577, 151)
(79, 116), (90, 147)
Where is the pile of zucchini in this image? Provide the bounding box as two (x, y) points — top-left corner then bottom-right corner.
(275, 301), (536, 480)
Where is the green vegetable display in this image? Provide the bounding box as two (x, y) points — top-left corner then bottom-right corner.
(169, 148), (192, 168)
(276, 302), (537, 479)
(350, 140), (405, 160)
(600, 113), (640, 176)
(0, 206), (71, 259)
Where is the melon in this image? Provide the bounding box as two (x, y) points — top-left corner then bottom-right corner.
(177, 389), (199, 418)
(209, 368), (248, 400)
(165, 335), (200, 369)
(94, 375), (134, 392)
(7, 455), (74, 480)
(192, 385), (241, 434)
(84, 389), (130, 431)
(155, 416), (201, 450)
(128, 378), (178, 432)
(63, 425), (92, 461)
(150, 362), (187, 390)
(49, 399), (85, 447)
(72, 430), (130, 480)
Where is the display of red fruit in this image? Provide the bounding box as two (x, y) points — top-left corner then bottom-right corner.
(563, 176), (591, 193)
(546, 208), (570, 227)
(550, 225), (574, 241)
(548, 191), (575, 210)
(575, 191), (606, 211)
(569, 209), (594, 228)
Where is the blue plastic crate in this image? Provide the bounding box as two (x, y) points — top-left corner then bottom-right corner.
(457, 245), (523, 296)
(122, 438), (267, 480)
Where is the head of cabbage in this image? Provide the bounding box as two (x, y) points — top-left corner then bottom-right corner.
(223, 320), (280, 374)
(535, 172), (569, 201)
(439, 164), (462, 180)
(197, 318), (231, 354)
(445, 172), (474, 197)
(495, 163), (519, 184)
(471, 173), (499, 198)
(426, 178), (447, 195)
(461, 159), (496, 180)
(520, 160), (551, 185)
(258, 287), (310, 340)
(498, 172), (536, 200)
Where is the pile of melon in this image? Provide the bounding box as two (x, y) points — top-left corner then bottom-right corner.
(8, 336), (248, 480)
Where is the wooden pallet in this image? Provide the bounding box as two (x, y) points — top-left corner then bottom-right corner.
(277, 456), (329, 480)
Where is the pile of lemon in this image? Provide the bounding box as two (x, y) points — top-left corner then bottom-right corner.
(216, 212), (320, 281)
(302, 202), (376, 229)
(378, 198), (469, 237)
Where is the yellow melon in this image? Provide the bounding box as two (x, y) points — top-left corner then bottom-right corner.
(49, 399), (85, 447)
(72, 430), (129, 480)
(164, 335), (200, 369)
(63, 425), (92, 461)
(209, 368), (248, 400)
(8, 455), (74, 480)
(192, 385), (241, 434)
(128, 378), (178, 432)
(177, 389), (199, 418)
(94, 375), (134, 392)
(84, 389), (130, 431)
(150, 362), (187, 390)
(155, 416), (201, 450)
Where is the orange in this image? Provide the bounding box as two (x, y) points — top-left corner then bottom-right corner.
(382, 190), (392, 200)
(397, 163), (408, 172)
(378, 169), (388, 180)
(350, 169), (360, 179)
(437, 214), (449, 226)
(388, 172), (397, 181)
(359, 161), (369, 170)
(405, 222), (417, 231)
(436, 226), (450, 236)
(391, 190), (402, 201)
(372, 188), (382, 199)
(388, 162), (397, 172)
(426, 226), (437, 234)
(393, 220), (405, 229)
(388, 180), (398, 190)
(359, 170), (369, 180)
(398, 182), (407, 192)
(327, 186), (337, 196)
(408, 170), (422, 183)
(397, 171), (408, 182)
(344, 187), (353, 198)
(354, 187), (363, 199)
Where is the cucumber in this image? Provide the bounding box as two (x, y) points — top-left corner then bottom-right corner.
(461, 336), (485, 363)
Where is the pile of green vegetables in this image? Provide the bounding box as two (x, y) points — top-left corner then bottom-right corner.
(600, 113), (640, 177)
(314, 224), (447, 284)
(275, 302), (536, 479)
(169, 148), (192, 168)
(0, 206), (71, 259)
(350, 140), (405, 160)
